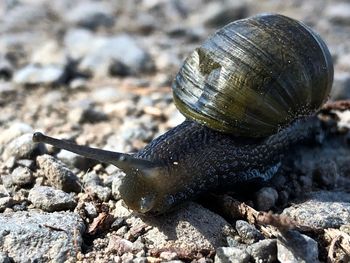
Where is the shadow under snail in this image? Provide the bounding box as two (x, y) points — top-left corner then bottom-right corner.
(32, 13), (333, 215)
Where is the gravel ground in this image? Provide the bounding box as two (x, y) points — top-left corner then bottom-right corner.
(1, 0), (350, 262)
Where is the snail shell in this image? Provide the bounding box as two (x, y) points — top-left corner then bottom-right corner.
(173, 13), (333, 137)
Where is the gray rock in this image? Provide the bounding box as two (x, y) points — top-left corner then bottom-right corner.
(77, 34), (153, 76)
(277, 231), (319, 263)
(325, 3), (350, 25)
(111, 173), (125, 200)
(0, 123), (33, 153)
(226, 236), (247, 250)
(67, 106), (108, 124)
(28, 186), (76, 212)
(255, 187), (278, 211)
(330, 72), (350, 100)
(10, 166), (34, 187)
(13, 64), (66, 85)
(115, 201), (231, 251)
(215, 247), (250, 263)
(36, 154), (81, 193)
(235, 220), (263, 244)
(84, 202), (98, 218)
(282, 191), (350, 228)
(2, 133), (45, 161)
(82, 170), (102, 186)
(64, 1), (115, 30)
(0, 210), (85, 262)
(247, 239), (277, 263)
(16, 159), (35, 169)
(86, 185), (111, 202)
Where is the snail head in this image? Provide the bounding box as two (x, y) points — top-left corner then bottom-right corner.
(32, 132), (168, 214)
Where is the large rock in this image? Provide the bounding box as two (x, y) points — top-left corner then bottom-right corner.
(0, 211), (85, 263)
(113, 201), (231, 251)
(282, 191), (350, 228)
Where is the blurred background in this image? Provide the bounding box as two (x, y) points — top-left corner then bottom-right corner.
(0, 0), (350, 151)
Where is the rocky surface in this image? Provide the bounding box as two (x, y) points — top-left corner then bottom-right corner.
(1, 0), (350, 262)
(0, 211), (85, 262)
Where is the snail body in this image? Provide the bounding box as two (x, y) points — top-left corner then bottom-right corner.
(33, 14), (333, 215)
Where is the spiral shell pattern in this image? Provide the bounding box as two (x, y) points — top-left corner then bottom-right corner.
(172, 14), (333, 137)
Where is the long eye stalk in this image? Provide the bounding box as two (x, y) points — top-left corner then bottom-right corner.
(32, 132), (158, 172)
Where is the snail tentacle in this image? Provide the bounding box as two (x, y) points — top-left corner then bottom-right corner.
(32, 132), (160, 173)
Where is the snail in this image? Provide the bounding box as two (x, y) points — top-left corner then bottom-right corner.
(32, 13), (333, 215)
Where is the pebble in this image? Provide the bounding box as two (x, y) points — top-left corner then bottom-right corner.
(214, 247), (250, 263)
(0, 123), (33, 153)
(111, 217), (126, 230)
(0, 210), (85, 262)
(247, 239), (277, 263)
(28, 186), (77, 212)
(282, 191), (350, 228)
(86, 184), (112, 202)
(111, 173), (125, 200)
(36, 154), (81, 193)
(325, 2), (350, 25)
(255, 187), (278, 211)
(2, 133), (46, 161)
(84, 202), (98, 218)
(235, 220), (264, 244)
(67, 106), (108, 124)
(13, 64), (66, 86)
(77, 34), (153, 77)
(10, 166), (34, 187)
(64, 1), (115, 30)
(277, 231), (319, 263)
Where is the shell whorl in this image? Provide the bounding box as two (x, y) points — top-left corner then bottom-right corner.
(172, 13), (333, 137)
